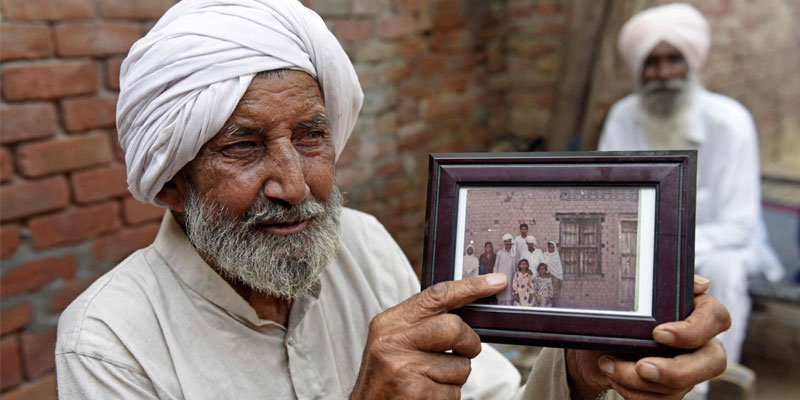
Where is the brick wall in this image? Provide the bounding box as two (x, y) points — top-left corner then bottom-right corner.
(1, 0), (797, 396)
(0, 0), (175, 396)
(462, 187), (639, 310)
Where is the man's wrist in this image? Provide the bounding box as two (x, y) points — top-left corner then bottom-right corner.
(565, 349), (608, 400)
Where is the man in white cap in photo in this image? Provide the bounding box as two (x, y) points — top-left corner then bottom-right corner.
(599, 2), (783, 397)
(523, 236), (545, 275)
(493, 233), (518, 306)
(56, 1), (731, 399)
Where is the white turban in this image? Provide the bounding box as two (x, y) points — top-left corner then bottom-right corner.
(502, 233), (513, 241)
(117, 0), (363, 205)
(525, 236), (537, 245)
(617, 3), (710, 82)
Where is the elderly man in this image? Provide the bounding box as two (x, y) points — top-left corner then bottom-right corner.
(57, 1), (729, 399)
(598, 3), (783, 367)
(523, 236), (545, 272)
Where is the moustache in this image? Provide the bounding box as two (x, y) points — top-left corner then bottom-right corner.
(242, 198), (326, 228)
(642, 78), (687, 94)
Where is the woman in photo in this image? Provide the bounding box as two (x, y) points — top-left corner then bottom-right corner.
(543, 241), (563, 306)
(533, 263), (554, 307)
(462, 244), (480, 278)
(478, 241), (496, 275)
(512, 259), (534, 307)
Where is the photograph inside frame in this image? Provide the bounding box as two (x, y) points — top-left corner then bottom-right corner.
(454, 186), (656, 317)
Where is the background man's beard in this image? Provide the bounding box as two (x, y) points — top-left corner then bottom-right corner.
(640, 76), (691, 117)
(639, 75), (696, 150)
(184, 186), (343, 299)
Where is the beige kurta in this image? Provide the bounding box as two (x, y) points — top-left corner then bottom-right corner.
(56, 209), (592, 399)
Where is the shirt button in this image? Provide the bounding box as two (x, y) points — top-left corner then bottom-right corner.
(287, 338), (295, 346)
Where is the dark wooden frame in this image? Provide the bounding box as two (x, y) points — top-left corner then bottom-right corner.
(421, 151), (697, 354)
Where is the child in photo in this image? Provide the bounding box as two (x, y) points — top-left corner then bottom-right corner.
(511, 259), (534, 307)
(533, 263), (554, 307)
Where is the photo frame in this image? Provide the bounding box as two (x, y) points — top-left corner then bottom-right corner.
(421, 151), (697, 354)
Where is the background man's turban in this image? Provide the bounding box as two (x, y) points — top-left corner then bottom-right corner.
(117, 0), (363, 205)
(617, 3), (710, 83)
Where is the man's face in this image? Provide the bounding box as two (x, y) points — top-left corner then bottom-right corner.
(519, 226), (528, 237)
(527, 242), (535, 252)
(642, 42), (688, 85)
(178, 70), (341, 298)
(504, 239), (512, 251)
(182, 70), (335, 217)
(467, 247), (473, 256)
(640, 42), (691, 116)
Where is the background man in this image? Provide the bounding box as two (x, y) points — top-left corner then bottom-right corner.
(56, 1), (730, 399)
(598, 2), (783, 368)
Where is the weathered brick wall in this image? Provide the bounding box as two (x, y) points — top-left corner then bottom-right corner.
(463, 187), (639, 310)
(0, 0), (175, 396)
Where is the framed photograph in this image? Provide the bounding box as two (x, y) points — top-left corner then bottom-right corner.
(421, 151), (697, 354)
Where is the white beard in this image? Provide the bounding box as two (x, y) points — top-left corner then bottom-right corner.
(183, 185), (343, 299)
(639, 74), (698, 150)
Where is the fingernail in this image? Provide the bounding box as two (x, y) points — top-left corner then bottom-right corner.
(485, 273), (506, 287)
(639, 362), (659, 380)
(694, 275), (709, 286)
(653, 329), (676, 345)
(598, 357), (614, 375)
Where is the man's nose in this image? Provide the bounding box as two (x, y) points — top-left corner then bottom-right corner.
(656, 59), (673, 80)
(262, 141), (310, 205)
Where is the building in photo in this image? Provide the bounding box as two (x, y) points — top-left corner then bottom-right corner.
(462, 187), (640, 311)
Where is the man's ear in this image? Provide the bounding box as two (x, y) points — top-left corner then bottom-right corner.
(155, 173), (188, 213)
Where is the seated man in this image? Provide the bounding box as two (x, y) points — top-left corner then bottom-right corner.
(57, 1), (729, 399)
(599, 2), (783, 366)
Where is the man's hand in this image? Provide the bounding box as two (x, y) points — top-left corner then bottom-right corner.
(350, 273), (507, 399)
(566, 275), (731, 399)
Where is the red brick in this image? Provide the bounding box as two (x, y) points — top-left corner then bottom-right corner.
(0, 0), (94, 21)
(0, 337), (22, 391)
(2, 374), (57, 400)
(16, 133), (113, 178)
(93, 223), (159, 263)
(106, 56), (123, 90)
(61, 96), (118, 132)
(71, 165), (128, 203)
(99, 0), (174, 19)
(0, 302), (31, 335)
(54, 22), (142, 57)
(19, 330), (56, 379)
(1, 147), (12, 183)
(122, 197), (164, 224)
(110, 130), (125, 161)
(1, 224), (21, 259)
(0, 24), (53, 61)
(394, 0), (427, 12)
(536, 1), (562, 15)
(0, 176), (70, 222)
(331, 19), (374, 42)
(1, 61), (98, 101)
(0, 103), (58, 144)
(0, 254), (75, 298)
(378, 14), (416, 39)
(28, 203), (120, 249)
(51, 275), (99, 312)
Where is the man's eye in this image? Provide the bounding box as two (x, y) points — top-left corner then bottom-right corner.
(221, 141), (259, 155)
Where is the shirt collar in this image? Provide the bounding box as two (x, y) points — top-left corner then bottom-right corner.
(152, 212), (321, 329)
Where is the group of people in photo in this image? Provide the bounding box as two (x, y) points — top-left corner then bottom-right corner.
(462, 224), (564, 308)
